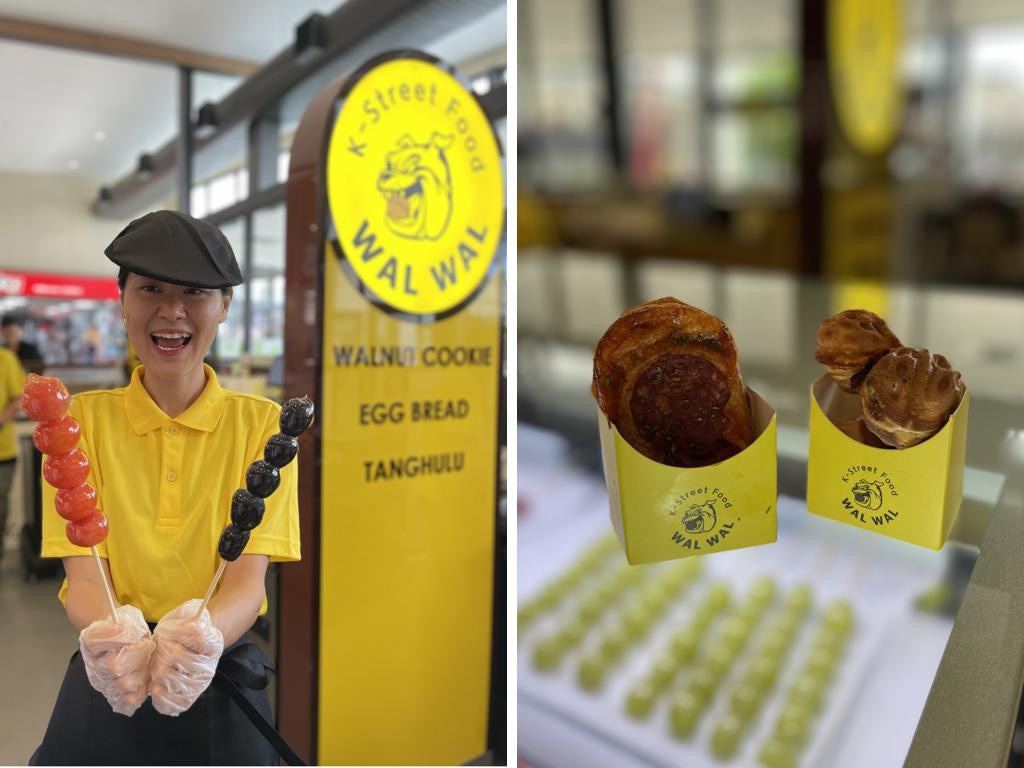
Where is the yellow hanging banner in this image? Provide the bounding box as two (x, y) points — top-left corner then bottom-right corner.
(317, 53), (504, 765)
(829, 0), (904, 155)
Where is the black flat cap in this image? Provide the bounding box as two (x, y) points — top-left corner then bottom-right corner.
(104, 210), (243, 289)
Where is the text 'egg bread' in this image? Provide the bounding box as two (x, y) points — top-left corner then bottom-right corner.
(815, 310), (901, 393)
(860, 347), (965, 448)
(593, 298), (754, 467)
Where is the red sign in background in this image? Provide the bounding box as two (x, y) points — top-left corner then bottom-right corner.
(0, 271), (120, 301)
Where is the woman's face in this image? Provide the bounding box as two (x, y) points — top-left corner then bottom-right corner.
(121, 273), (231, 380)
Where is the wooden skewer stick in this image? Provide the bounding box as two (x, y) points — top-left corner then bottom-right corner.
(91, 546), (118, 624)
(195, 559), (227, 619)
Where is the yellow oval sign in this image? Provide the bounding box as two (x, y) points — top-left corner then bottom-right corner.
(326, 55), (504, 317)
(829, 0), (904, 155)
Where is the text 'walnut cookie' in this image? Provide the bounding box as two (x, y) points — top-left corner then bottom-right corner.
(861, 347), (965, 448)
(815, 309), (901, 393)
(592, 298), (753, 468)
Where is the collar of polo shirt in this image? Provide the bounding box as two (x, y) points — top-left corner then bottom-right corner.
(125, 363), (227, 434)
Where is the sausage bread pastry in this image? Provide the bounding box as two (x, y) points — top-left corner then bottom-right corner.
(592, 298), (753, 467)
(860, 347), (965, 448)
(815, 309), (901, 393)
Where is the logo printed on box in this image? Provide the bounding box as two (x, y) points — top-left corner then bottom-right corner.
(668, 487), (736, 551)
(840, 465), (901, 526)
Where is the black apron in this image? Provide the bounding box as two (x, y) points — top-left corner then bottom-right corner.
(30, 636), (279, 766)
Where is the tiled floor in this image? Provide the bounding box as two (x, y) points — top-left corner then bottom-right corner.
(0, 549), (75, 765)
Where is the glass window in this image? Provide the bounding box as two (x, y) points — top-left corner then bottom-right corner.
(619, 0), (700, 189)
(250, 205), (286, 359)
(216, 218), (245, 361)
(519, 0), (610, 191)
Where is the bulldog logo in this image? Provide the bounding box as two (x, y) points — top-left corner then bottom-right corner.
(377, 132), (454, 241)
(851, 479), (884, 510)
(678, 498), (717, 535)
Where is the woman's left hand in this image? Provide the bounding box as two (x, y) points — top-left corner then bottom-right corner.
(149, 599), (225, 716)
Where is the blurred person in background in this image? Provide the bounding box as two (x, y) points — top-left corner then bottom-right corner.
(2, 313), (45, 375)
(0, 343), (24, 567)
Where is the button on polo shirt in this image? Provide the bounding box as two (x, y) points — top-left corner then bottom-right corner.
(41, 364), (300, 622)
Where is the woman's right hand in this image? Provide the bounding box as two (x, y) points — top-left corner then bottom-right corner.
(79, 604), (156, 717)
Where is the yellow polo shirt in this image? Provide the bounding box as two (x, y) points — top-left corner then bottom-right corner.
(0, 348), (25, 461)
(41, 364), (301, 622)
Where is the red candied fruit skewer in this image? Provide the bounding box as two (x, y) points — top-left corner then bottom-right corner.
(22, 374), (117, 620)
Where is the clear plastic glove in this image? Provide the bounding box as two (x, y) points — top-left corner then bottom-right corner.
(149, 598), (225, 717)
(79, 604), (156, 717)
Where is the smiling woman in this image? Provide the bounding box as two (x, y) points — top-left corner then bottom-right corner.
(31, 210), (300, 766)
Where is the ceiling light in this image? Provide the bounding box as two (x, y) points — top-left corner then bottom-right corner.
(137, 153), (154, 179)
(294, 13), (327, 65)
(94, 130), (106, 142)
(196, 103), (218, 139)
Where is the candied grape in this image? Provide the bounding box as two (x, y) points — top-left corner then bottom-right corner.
(43, 449), (90, 489)
(218, 524), (251, 561)
(669, 690), (702, 739)
(279, 396), (315, 437)
(22, 374), (71, 422)
(246, 460), (281, 498)
(577, 654), (607, 691)
(264, 433), (299, 468)
(33, 416), (80, 455)
(230, 488), (266, 530)
(710, 713), (744, 759)
(55, 483), (97, 522)
(625, 681), (656, 719)
(67, 510), (108, 548)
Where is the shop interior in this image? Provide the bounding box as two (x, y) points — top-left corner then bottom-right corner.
(517, 1), (1024, 767)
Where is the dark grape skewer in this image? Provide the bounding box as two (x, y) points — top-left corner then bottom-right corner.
(195, 396), (315, 616)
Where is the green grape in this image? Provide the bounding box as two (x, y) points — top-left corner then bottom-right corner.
(594, 580), (618, 604)
(719, 617), (751, 649)
(775, 703), (812, 746)
(669, 690), (702, 739)
(692, 604), (718, 632)
(576, 594), (605, 625)
(753, 642), (786, 668)
(822, 600), (855, 633)
(769, 613), (801, 640)
(687, 668), (719, 704)
(577, 653), (607, 692)
(705, 583), (732, 611)
(744, 656), (779, 690)
(623, 604), (651, 639)
(557, 618), (585, 648)
(730, 681), (763, 719)
(532, 637), (563, 671)
(670, 627), (702, 664)
(804, 647), (837, 681)
(518, 601), (540, 626)
(735, 601), (764, 625)
(625, 680), (657, 719)
(749, 575), (778, 603)
(706, 646), (736, 679)
(812, 626), (848, 655)
(648, 653), (678, 692)
(600, 627), (629, 662)
(759, 737), (799, 768)
(759, 628), (789, 659)
(710, 713), (745, 760)
(787, 673), (826, 709)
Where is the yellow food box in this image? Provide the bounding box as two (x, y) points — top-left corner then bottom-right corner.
(806, 375), (969, 549)
(596, 389), (778, 565)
